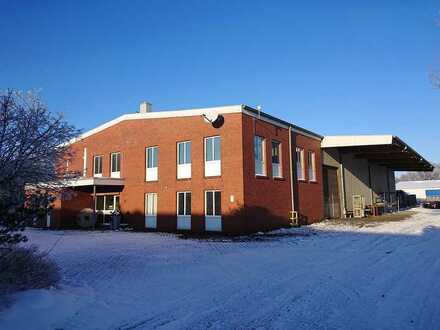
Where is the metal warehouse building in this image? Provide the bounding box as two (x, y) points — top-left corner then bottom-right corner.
(396, 180), (440, 200)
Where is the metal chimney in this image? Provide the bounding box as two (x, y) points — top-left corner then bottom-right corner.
(139, 101), (152, 113)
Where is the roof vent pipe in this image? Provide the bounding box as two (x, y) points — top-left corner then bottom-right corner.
(139, 101), (152, 113)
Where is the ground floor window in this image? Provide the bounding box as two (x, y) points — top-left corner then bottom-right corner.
(205, 190), (221, 216)
(177, 191), (191, 216)
(95, 194), (120, 225)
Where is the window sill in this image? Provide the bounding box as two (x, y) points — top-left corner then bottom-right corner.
(309, 180), (318, 184)
(204, 175), (222, 179)
(255, 175), (269, 179)
(145, 180), (159, 183)
(297, 179), (307, 183)
(274, 176), (285, 181)
(177, 177), (192, 181)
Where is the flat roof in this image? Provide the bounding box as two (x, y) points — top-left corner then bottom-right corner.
(68, 104), (322, 144)
(64, 177), (125, 187)
(321, 135), (433, 171)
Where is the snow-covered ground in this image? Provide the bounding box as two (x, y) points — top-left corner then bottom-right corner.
(1, 208), (440, 330)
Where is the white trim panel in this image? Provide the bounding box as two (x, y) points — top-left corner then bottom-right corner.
(205, 216), (222, 232)
(146, 167), (158, 181)
(205, 160), (221, 177)
(177, 215), (191, 230)
(177, 163), (191, 179)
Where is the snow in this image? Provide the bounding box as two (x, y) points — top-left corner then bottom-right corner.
(1, 208), (440, 330)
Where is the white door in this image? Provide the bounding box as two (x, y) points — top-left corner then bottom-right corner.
(205, 191), (222, 232)
(145, 193), (157, 229)
(177, 191), (191, 230)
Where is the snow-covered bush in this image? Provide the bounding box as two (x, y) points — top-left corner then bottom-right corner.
(0, 245), (60, 296)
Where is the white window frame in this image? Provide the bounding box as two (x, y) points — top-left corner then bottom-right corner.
(93, 155), (103, 177)
(177, 191), (191, 230)
(204, 136), (221, 177)
(177, 141), (191, 179)
(205, 190), (221, 232)
(110, 152), (121, 178)
(296, 147), (305, 181)
(308, 151), (317, 182)
(145, 192), (157, 229)
(146, 146), (158, 181)
(254, 136), (266, 176)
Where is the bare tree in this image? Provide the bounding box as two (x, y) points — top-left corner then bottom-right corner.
(396, 163), (440, 182)
(0, 90), (80, 246)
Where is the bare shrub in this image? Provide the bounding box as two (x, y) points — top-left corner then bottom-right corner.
(0, 245), (60, 296)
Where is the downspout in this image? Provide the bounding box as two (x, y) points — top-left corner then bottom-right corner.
(339, 153), (347, 218)
(288, 126), (296, 217)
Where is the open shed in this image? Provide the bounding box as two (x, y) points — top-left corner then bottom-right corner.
(321, 135), (432, 218)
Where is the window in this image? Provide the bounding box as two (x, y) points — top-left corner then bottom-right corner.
(145, 193), (157, 216)
(254, 136), (266, 176)
(272, 141), (282, 178)
(296, 147), (305, 180)
(308, 151), (317, 182)
(177, 141), (191, 165)
(177, 141), (191, 179)
(93, 155), (103, 177)
(146, 146), (159, 181)
(177, 192), (191, 216)
(205, 191), (221, 216)
(205, 136), (221, 176)
(111, 152), (121, 178)
(83, 148), (87, 177)
(145, 192), (157, 229)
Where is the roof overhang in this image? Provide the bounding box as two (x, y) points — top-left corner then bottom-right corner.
(63, 177), (125, 187)
(321, 135), (433, 171)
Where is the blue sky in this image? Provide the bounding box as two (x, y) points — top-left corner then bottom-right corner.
(1, 1), (440, 162)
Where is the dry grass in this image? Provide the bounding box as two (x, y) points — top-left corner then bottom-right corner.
(327, 211), (417, 227)
(0, 245), (60, 297)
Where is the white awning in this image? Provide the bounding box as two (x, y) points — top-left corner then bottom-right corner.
(64, 177), (125, 187)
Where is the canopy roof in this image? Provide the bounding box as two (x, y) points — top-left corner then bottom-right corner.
(64, 177), (125, 187)
(321, 135), (433, 171)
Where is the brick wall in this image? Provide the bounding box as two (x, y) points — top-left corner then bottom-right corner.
(63, 113), (245, 232)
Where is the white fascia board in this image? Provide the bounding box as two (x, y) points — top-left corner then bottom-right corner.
(321, 135), (393, 148)
(68, 105), (243, 145)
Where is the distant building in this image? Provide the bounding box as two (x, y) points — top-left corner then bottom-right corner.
(396, 180), (440, 200)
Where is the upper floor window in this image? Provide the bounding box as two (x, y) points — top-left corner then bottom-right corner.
(177, 141), (191, 179)
(272, 141), (282, 178)
(254, 136), (266, 176)
(308, 151), (317, 182)
(93, 155), (103, 177)
(146, 146), (158, 181)
(296, 147), (305, 181)
(205, 136), (221, 177)
(111, 152), (121, 178)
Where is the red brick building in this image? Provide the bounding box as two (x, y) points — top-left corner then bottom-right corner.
(50, 104), (324, 234)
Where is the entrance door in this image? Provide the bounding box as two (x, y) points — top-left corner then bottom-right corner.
(323, 166), (341, 219)
(145, 193), (157, 229)
(96, 195), (120, 225)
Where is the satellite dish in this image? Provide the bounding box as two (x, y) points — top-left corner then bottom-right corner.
(203, 111), (224, 128)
